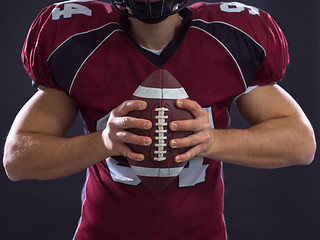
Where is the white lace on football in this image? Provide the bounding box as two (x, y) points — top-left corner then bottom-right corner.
(154, 107), (169, 161)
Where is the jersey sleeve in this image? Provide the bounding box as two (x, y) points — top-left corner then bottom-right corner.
(22, 6), (61, 90)
(251, 13), (290, 86)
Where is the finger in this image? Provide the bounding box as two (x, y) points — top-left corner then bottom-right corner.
(175, 99), (205, 118)
(114, 143), (145, 161)
(113, 100), (147, 117)
(102, 129), (148, 161)
(169, 119), (209, 132)
(174, 144), (206, 162)
(112, 116), (152, 130)
(170, 131), (209, 149)
(116, 131), (152, 146)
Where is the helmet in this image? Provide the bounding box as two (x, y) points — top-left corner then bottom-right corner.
(111, 0), (189, 24)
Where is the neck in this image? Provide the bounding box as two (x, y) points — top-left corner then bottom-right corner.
(129, 14), (182, 50)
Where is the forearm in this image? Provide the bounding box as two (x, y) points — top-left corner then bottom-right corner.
(208, 116), (316, 169)
(3, 131), (109, 181)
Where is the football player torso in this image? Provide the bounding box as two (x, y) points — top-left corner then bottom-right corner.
(22, 1), (289, 239)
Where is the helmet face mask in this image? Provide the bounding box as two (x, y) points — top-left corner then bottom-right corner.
(111, 0), (188, 24)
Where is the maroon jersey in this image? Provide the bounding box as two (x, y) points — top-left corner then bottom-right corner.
(22, 1), (289, 239)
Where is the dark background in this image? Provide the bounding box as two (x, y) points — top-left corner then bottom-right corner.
(1, 0), (319, 239)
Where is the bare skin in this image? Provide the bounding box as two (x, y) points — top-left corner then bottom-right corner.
(3, 11), (316, 181)
(169, 84), (316, 168)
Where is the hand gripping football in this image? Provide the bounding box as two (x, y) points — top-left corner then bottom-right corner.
(127, 69), (193, 191)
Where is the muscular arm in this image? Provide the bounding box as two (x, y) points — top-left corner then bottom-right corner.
(210, 84), (316, 168)
(170, 84), (316, 168)
(3, 88), (152, 181)
(3, 88), (108, 181)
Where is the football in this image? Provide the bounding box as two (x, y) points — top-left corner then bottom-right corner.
(127, 69), (193, 191)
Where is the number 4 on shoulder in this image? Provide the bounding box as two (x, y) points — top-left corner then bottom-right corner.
(52, 2), (92, 20)
(220, 2), (260, 16)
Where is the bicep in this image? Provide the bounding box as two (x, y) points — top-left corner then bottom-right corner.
(236, 84), (307, 125)
(10, 88), (78, 137)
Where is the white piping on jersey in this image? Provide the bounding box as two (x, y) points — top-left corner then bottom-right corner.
(190, 25), (247, 89)
(234, 85), (259, 102)
(54, 0), (92, 5)
(192, 19), (267, 57)
(133, 86), (189, 99)
(72, 168), (90, 240)
(220, 161), (228, 240)
(131, 166), (184, 177)
(46, 22), (123, 95)
(47, 22), (121, 63)
(68, 28), (123, 94)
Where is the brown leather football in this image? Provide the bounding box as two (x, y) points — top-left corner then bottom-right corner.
(127, 69), (193, 191)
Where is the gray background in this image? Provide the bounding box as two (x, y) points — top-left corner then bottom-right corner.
(1, 0), (319, 239)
